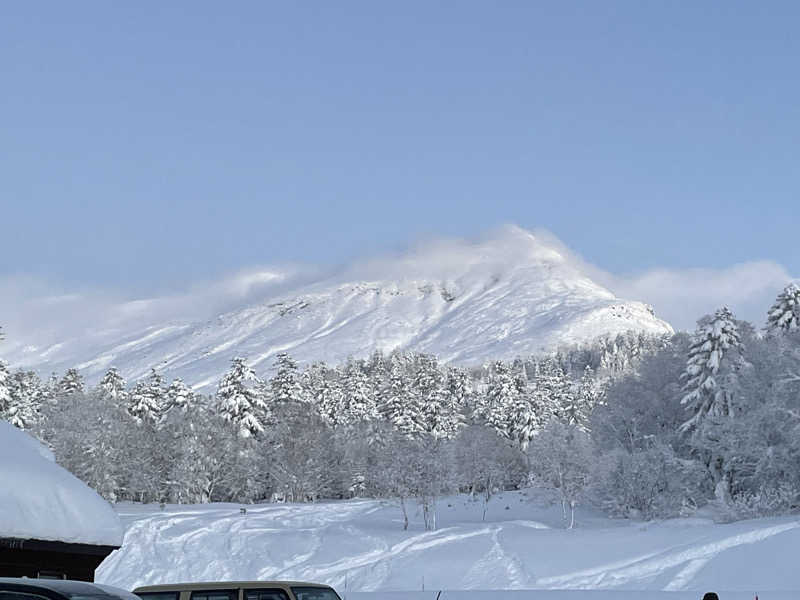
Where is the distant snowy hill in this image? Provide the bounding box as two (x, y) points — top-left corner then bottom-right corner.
(7, 227), (672, 390)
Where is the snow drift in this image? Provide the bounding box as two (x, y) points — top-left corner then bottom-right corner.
(97, 491), (799, 595)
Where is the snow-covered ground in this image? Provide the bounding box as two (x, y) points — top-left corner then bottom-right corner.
(97, 490), (797, 599)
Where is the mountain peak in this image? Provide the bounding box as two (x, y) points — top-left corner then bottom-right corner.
(7, 227), (672, 389)
(336, 226), (572, 287)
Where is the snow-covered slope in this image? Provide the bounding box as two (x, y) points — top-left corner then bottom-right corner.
(0, 420), (124, 546)
(97, 491), (800, 595)
(8, 227), (672, 390)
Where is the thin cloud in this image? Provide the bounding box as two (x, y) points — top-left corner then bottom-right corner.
(600, 262), (794, 332)
(0, 267), (308, 366)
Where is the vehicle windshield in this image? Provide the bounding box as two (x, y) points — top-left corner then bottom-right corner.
(290, 588), (340, 600)
(92, 585), (143, 600)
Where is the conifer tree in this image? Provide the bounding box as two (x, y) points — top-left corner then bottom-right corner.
(41, 373), (60, 407)
(680, 307), (743, 432)
(367, 350), (389, 381)
(535, 358), (573, 423)
(99, 367), (127, 404)
(680, 308), (746, 506)
(413, 354), (460, 439)
(127, 368), (165, 425)
(270, 353), (307, 405)
(0, 360), (13, 422)
(378, 355), (423, 437)
(160, 378), (195, 427)
(560, 365), (600, 432)
(58, 368), (84, 397)
(479, 361), (518, 439)
(341, 359), (377, 425)
(506, 382), (543, 451)
(217, 357), (266, 437)
(446, 366), (473, 411)
(308, 365), (344, 427)
(767, 283), (800, 332)
(7, 370), (43, 429)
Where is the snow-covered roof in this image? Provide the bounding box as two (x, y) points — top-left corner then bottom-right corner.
(0, 420), (124, 547)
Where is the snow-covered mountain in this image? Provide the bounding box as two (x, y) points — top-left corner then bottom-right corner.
(7, 227), (672, 390)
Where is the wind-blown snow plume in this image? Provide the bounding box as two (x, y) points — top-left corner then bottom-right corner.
(1, 227), (676, 389)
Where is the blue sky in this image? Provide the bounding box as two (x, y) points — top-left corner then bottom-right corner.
(1, 1), (798, 294)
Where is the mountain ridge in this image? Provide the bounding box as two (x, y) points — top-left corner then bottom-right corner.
(6, 227), (672, 390)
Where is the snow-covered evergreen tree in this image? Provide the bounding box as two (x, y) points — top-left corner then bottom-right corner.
(7, 370), (43, 429)
(579, 365), (603, 406)
(680, 307), (744, 432)
(767, 283), (800, 332)
(367, 350), (389, 382)
(217, 357), (266, 438)
(505, 382), (543, 451)
(341, 359), (377, 425)
(306, 363), (345, 427)
(160, 378), (196, 426)
(478, 361), (518, 439)
(269, 353), (307, 405)
(58, 368), (84, 397)
(412, 354), (460, 440)
(99, 367), (127, 404)
(0, 360), (13, 422)
(446, 366), (473, 412)
(378, 356), (422, 437)
(680, 308), (746, 506)
(561, 365), (600, 431)
(41, 372), (60, 407)
(535, 358), (573, 423)
(127, 368), (165, 425)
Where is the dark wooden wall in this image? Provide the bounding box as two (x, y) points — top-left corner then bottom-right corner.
(0, 538), (118, 582)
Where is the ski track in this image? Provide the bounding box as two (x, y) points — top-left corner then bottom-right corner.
(535, 520), (800, 591)
(462, 526), (529, 589)
(97, 494), (800, 594)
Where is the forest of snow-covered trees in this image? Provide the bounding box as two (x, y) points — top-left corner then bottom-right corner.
(2, 283), (800, 529)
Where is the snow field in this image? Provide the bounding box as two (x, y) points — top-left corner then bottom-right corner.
(97, 491), (799, 596)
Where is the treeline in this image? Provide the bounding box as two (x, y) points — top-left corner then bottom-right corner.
(0, 332), (656, 528)
(1, 283), (799, 527)
(1, 350), (608, 528)
(593, 285), (800, 521)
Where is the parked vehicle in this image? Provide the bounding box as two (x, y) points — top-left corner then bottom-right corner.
(0, 578), (140, 600)
(133, 582), (340, 600)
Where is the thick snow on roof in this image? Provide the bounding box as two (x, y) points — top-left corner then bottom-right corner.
(0, 420), (124, 547)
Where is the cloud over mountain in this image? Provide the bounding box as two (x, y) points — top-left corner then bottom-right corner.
(2, 226), (678, 389)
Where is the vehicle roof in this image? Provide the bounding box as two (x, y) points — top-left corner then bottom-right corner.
(133, 583), (330, 593)
(0, 579), (120, 598)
